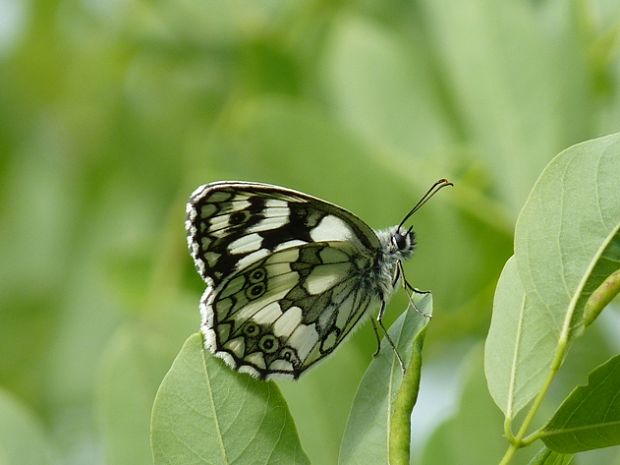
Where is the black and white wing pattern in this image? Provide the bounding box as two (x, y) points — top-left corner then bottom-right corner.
(185, 181), (413, 379)
(199, 242), (381, 378)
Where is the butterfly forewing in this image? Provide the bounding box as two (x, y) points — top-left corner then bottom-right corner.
(185, 182), (380, 285)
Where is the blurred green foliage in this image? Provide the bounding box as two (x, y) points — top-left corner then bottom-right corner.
(0, 1), (619, 464)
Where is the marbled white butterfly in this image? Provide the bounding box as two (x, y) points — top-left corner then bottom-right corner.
(186, 180), (452, 379)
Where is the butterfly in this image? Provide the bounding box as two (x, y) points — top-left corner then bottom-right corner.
(185, 179), (452, 380)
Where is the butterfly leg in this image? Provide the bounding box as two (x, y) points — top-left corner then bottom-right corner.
(377, 301), (406, 374)
(403, 277), (431, 296)
(397, 261), (430, 295)
(398, 262), (432, 318)
(371, 319), (382, 357)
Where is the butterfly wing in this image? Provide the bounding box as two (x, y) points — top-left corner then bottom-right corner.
(200, 241), (380, 379)
(185, 181), (381, 284)
(185, 181), (383, 379)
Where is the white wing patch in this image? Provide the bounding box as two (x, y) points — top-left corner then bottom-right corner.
(273, 306), (303, 338)
(233, 288), (291, 322)
(267, 247), (299, 264)
(245, 352), (267, 369)
(288, 324), (319, 360)
(274, 240), (307, 251)
(252, 302), (282, 325)
(269, 359), (295, 373)
(310, 214), (353, 242)
(246, 214), (289, 234)
(304, 263), (351, 295)
(265, 198), (289, 208)
(228, 233), (263, 254)
(236, 249), (270, 271)
(335, 289), (359, 330)
(224, 337), (245, 358)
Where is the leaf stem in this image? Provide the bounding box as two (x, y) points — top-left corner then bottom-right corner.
(498, 328), (569, 465)
(520, 430), (544, 446)
(503, 415), (516, 445)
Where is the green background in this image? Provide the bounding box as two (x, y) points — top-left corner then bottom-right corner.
(1, 1), (619, 464)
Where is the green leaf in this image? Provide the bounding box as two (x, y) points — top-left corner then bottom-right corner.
(0, 389), (55, 465)
(150, 333), (310, 465)
(515, 132), (620, 335)
(526, 447), (573, 465)
(541, 354), (620, 453)
(339, 295), (432, 465)
(493, 133), (620, 412)
(485, 257), (558, 418)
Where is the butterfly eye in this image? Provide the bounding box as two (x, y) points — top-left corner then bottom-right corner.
(393, 232), (409, 250)
(259, 334), (280, 354)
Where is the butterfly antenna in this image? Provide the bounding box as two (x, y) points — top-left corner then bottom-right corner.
(397, 178), (453, 231)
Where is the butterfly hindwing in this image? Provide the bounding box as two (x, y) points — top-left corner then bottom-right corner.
(201, 241), (379, 379)
(185, 181), (381, 285)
